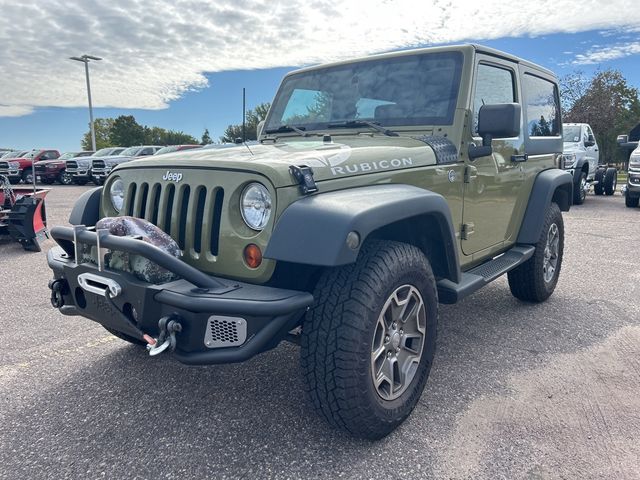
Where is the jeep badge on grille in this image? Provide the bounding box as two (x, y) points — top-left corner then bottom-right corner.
(162, 171), (183, 182)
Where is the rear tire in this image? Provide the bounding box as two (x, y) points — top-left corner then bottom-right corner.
(604, 167), (617, 195)
(301, 240), (438, 440)
(573, 171), (586, 205)
(508, 203), (564, 303)
(594, 169), (605, 195)
(625, 192), (639, 208)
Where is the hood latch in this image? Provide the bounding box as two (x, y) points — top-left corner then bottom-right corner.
(289, 165), (318, 195)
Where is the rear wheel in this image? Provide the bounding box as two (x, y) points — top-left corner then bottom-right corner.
(508, 202), (564, 302)
(573, 171), (586, 205)
(625, 192), (639, 208)
(594, 169), (605, 195)
(604, 167), (617, 195)
(301, 240), (438, 440)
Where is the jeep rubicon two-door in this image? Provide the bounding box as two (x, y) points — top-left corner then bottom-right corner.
(47, 44), (572, 440)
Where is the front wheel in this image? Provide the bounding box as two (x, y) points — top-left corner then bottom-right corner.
(508, 202), (564, 302)
(301, 240), (438, 440)
(22, 168), (33, 184)
(626, 192), (639, 208)
(573, 172), (586, 205)
(74, 178), (88, 186)
(58, 170), (73, 185)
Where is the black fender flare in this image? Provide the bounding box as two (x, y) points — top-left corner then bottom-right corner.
(69, 187), (101, 226)
(572, 158), (589, 183)
(517, 169), (572, 244)
(264, 184), (460, 282)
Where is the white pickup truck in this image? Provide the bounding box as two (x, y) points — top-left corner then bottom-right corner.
(562, 123), (617, 204)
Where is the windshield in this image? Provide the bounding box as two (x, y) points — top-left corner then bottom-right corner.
(562, 126), (582, 143)
(59, 152), (78, 160)
(120, 147), (142, 156)
(265, 51), (463, 133)
(154, 145), (180, 155)
(93, 148), (113, 156)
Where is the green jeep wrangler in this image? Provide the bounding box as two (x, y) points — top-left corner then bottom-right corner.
(47, 44), (572, 439)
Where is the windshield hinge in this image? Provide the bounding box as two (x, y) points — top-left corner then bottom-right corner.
(461, 223), (475, 240)
(289, 165), (318, 195)
(464, 165), (478, 183)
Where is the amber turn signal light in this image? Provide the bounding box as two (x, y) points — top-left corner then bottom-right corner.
(244, 244), (263, 268)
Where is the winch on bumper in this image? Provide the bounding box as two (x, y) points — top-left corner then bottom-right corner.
(47, 225), (313, 365)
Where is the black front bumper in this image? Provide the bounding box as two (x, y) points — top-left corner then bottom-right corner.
(47, 226), (313, 365)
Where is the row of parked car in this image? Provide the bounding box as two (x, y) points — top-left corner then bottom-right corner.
(0, 144), (203, 186)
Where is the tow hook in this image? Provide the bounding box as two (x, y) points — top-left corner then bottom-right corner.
(49, 279), (68, 308)
(146, 315), (182, 357)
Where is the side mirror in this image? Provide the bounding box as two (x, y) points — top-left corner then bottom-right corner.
(585, 135), (595, 147)
(617, 134), (628, 145)
(469, 103), (521, 160)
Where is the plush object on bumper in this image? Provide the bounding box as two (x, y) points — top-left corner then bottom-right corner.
(94, 216), (182, 283)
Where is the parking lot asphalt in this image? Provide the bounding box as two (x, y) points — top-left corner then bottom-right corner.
(1, 185), (639, 479)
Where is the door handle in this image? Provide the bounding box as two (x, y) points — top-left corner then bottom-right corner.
(511, 154), (528, 162)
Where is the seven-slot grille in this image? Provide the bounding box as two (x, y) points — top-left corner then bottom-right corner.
(124, 181), (225, 258)
(92, 160), (106, 169)
(66, 160), (78, 170)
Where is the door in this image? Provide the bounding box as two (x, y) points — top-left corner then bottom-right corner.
(462, 58), (525, 255)
(584, 124), (599, 177)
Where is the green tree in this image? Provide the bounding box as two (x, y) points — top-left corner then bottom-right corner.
(143, 126), (197, 145)
(81, 118), (115, 150)
(110, 115), (146, 147)
(201, 128), (213, 145)
(562, 69), (640, 165)
(220, 102), (271, 143)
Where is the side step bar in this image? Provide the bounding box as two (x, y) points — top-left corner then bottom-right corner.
(437, 245), (535, 304)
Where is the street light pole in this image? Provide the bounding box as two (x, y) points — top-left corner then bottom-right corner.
(70, 55), (102, 151)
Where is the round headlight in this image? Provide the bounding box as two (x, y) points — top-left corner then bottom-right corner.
(109, 177), (125, 212)
(240, 183), (272, 231)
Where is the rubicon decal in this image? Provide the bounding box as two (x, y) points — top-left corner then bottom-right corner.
(300, 145), (414, 176)
(162, 171), (183, 182)
(330, 158), (414, 176)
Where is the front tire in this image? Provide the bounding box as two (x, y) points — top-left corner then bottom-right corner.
(508, 202), (564, 303)
(22, 168), (33, 184)
(573, 171), (586, 205)
(626, 192), (639, 208)
(58, 170), (73, 185)
(301, 240), (438, 440)
(74, 178), (88, 186)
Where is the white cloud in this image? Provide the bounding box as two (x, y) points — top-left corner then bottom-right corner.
(573, 41), (640, 64)
(0, 0), (639, 117)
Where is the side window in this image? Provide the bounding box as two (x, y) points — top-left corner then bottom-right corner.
(140, 148), (154, 156)
(473, 63), (515, 134)
(524, 74), (560, 137)
(585, 125), (594, 142)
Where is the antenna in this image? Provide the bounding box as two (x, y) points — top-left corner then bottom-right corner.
(242, 87), (246, 144)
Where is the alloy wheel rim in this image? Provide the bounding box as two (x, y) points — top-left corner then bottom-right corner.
(580, 177), (586, 201)
(543, 223), (559, 283)
(371, 284), (426, 401)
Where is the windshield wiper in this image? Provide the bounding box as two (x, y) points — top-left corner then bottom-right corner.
(327, 120), (398, 137)
(264, 125), (310, 137)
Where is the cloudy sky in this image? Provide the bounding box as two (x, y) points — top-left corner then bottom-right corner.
(1, 0), (639, 151)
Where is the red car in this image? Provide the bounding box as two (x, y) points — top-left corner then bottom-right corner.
(0, 149), (60, 184)
(35, 151), (94, 185)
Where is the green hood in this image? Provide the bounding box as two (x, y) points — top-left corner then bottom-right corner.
(117, 136), (438, 188)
